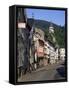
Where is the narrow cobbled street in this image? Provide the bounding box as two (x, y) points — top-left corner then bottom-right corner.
(18, 61), (65, 82)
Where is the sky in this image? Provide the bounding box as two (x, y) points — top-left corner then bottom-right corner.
(26, 8), (65, 26)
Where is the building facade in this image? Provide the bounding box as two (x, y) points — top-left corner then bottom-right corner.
(59, 48), (65, 61)
(49, 23), (54, 33)
(55, 48), (59, 62)
(48, 41), (56, 64)
(33, 28), (45, 68)
(17, 8), (31, 77)
(44, 41), (50, 65)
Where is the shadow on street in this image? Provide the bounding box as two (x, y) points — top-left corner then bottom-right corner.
(54, 63), (65, 80)
(56, 66), (65, 77)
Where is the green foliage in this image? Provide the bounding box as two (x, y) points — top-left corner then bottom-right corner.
(54, 26), (65, 48)
(28, 18), (65, 48)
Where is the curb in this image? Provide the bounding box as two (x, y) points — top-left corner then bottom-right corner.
(32, 61), (63, 73)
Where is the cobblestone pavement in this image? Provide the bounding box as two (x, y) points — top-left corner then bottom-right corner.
(18, 61), (66, 82)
